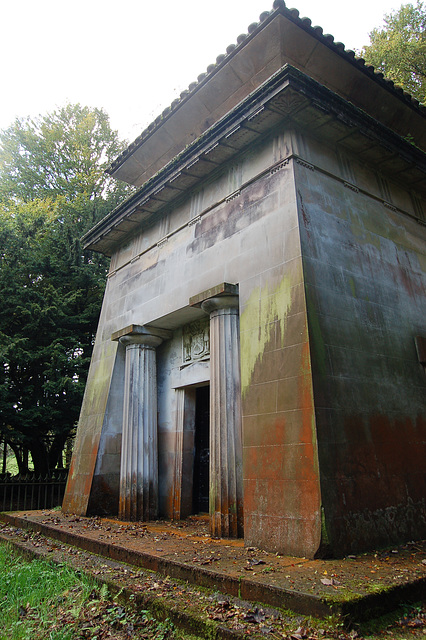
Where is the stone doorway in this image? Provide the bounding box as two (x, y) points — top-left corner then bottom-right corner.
(172, 383), (210, 521)
(192, 385), (210, 514)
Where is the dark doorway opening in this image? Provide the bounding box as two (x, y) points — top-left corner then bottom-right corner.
(192, 385), (210, 514)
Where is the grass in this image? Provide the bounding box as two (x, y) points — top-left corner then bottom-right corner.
(0, 543), (93, 639)
(0, 540), (425, 639)
(0, 542), (199, 640)
(1, 453), (30, 476)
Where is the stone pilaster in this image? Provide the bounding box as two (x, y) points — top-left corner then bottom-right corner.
(113, 325), (171, 521)
(201, 294), (243, 538)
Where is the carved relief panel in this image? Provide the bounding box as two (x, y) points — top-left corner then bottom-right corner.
(182, 318), (210, 365)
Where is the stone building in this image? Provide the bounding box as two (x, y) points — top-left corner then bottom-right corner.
(63, 0), (426, 557)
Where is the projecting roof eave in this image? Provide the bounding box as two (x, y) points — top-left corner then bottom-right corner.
(106, 0), (426, 189)
(83, 65), (426, 256)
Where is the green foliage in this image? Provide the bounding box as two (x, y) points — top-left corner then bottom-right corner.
(0, 543), (94, 639)
(0, 543), (187, 640)
(362, 1), (426, 104)
(0, 103), (126, 206)
(0, 104), (131, 474)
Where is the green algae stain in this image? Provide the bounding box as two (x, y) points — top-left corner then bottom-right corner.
(84, 340), (118, 415)
(320, 505), (330, 549)
(304, 288), (327, 379)
(348, 276), (356, 298)
(418, 251), (426, 273)
(240, 276), (292, 397)
(350, 224), (382, 252)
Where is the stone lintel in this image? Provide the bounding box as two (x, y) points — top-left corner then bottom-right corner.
(189, 283), (239, 308)
(111, 324), (172, 342)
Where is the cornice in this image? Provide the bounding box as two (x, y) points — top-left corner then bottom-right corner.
(84, 65), (426, 255)
(107, 0), (425, 180)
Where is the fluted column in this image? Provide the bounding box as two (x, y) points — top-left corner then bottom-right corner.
(172, 388), (185, 520)
(114, 325), (171, 521)
(201, 295), (243, 538)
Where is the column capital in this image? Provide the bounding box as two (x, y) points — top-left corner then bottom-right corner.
(119, 334), (163, 349)
(201, 295), (239, 316)
(189, 282), (238, 308)
(111, 324), (172, 348)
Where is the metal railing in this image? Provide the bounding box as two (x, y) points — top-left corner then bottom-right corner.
(0, 472), (68, 512)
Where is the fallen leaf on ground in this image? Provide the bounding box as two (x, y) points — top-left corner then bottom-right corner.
(320, 577), (341, 586)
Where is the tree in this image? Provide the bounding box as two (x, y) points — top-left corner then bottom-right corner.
(362, 1), (426, 104)
(0, 105), (131, 475)
(0, 103), (126, 206)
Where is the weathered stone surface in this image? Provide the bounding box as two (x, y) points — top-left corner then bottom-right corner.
(64, 7), (426, 558)
(294, 155), (426, 555)
(201, 294), (243, 538)
(109, 11), (426, 190)
(118, 329), (171, 521)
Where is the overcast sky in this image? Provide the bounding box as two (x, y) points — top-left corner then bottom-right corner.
(1, 0), (400, 144)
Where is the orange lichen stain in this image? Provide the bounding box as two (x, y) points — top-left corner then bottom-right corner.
(321, 412), (426, 551)
(62, 457), (82, 513)
(164, 484), (176, 521)
(273, 415), (288, 444)
(83, 468), (94, 497)
(331, 413), (426, 517)
(242, 319), (322, 553)
(299, 342), (317, 457)
(68, 456), (76, 478)
(172, 484), (181, 521)
(63, 439), (100, 515)
(294, 341), (321, 521)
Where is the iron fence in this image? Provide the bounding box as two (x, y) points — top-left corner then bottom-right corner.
(0, 472), (68, 512)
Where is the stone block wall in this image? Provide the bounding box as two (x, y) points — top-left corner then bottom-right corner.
(294, 132), (426, 554)
(64, 126), (324, 556)
(238, 167), (321, 556)
(64, 119), (425, 557)
(63, 298), (121, 516)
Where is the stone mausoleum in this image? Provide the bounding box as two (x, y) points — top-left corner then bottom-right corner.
(63, 0), (426, 557)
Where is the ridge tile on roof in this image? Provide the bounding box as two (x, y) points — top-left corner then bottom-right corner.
(107, 0), (425, 177)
